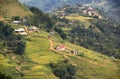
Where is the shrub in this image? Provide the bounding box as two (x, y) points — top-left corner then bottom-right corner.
(50, 62), (76, 79)
(0, 72), (12, 79)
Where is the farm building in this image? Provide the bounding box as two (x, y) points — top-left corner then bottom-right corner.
(55, 45), (66, 51)
(13, 21), (21, 24)
(28, 26), (38, 33)
(14, 28), (27, 35)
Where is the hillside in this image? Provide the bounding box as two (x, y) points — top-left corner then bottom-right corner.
(86, 0), (120, 23)
(18, 0), (100, 12)
(0, 0), (32, 20)
(51, 5), (120, 59)
(0, 31), (120, 79)
(19, 0), (120, 23)
(0, 0), (120, 79)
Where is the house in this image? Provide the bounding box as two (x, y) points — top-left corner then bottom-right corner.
(82, 7), (102, 18)
(88, 7), (94, 10)
(55, 45), (66, 51)
(28, 26), (38, 33)
(88, 10), (99, 16)
(87, 7), (98, 16)
(83, 10), (87, 15)
(71, 50), (78, 55)
(14, 28), (27, 35)
(14, 26), (39, 35)
(13, 21), (21, 24)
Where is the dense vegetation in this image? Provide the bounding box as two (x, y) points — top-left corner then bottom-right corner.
(0, 21), (26, 55)
(0, 72), (12, 79)
(28, 7), (55, 31)
(54, 27), (67, 39)
(68, 20), (120, 58)
(0, 0), (31, 19)
(50, 61), (76, 79)
(22, 0), (100, 12)
(0, 0), (120, 79)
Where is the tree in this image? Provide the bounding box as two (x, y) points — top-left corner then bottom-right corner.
(0, 22), (26, 55)
(0, 21), (14, 39)
(12, 16), (21, 21)
(50, 62), (76, 79)
(29, 7), (55, 31)
(16, 41), (26, 55)
(0, 72), (12, 79)
(54, 27), (67, 39)
(69, 20), (120, 58)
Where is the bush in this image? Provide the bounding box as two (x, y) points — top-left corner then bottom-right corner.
(78, 52), (85, 57)
(0, 22), (26, 55)
(15, 41), (26, 55)
(29, 7), (55, 30)
(0, 21), (14, 40)
(50, 62), (76, 79)
(54, 27), (67, 39)
(69, 22), (120, 58)
(0, 72), (12, 79)
(12, 16), (21, 21)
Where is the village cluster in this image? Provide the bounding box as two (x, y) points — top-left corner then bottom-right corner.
(82, 6), (102, 19)
(13, 20), (78, 55)
(13, 20), (39, 35)
(14, 26), (38, 35)
(55, 44), (78, 55)
(53, 6), (102, 19)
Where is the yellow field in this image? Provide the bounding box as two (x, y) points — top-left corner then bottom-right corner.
(0, 31), (120, 79)
(0, 0), (32, 19)
(66, 14), (93, 27)
(24, 32), (64, 79)
(66, 15), (93, 22)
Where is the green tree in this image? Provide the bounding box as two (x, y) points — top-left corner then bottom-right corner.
(0, 21), (14, 39)
(16, 41), (26, 55)
(0, 72), (12, 79)
(50, 62), (76, 79)
(69, 20), (120, 58)
(54, 27), (67, 39)
(29, 7), (55, 31)
(0, 22), (26, 55)
(12, 16), (21, 21)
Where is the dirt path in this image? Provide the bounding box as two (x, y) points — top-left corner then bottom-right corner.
(49, 40), (53, 50)
(48, 39), (71, 61)
(48, 39), (120, 71)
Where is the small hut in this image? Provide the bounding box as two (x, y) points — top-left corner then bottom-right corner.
(14, 28), (27, 35)
(55, 45), (66, 51)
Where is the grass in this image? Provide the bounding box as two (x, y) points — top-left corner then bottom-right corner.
(0, 53), (22, 79)
(61, 27), (72, 31)
(74, 57), (120, 79)
(0, 0), (32, 20)
(0, 31), (64, 79)
(66, 14), (93, 28)
(62, 42), (120, 79)
(50, 34), (120, 79)
(23, 32), (64, 79)
(31, 66), (43, 70)
(0, 31), (120, 79)
(0, 54), (15, 67)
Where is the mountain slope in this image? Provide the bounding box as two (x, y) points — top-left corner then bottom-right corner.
(86, 0), (120, 23)
(19, 0), (120, 23)
(18, 0), (100, 12)
(0, 31), (120, 79)
(0, 0), (32, 19)
(0, 0), (120, 79)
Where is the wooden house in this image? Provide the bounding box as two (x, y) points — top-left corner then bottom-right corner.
(55, 45), (66, 51)
(14, 28), (27, 35)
